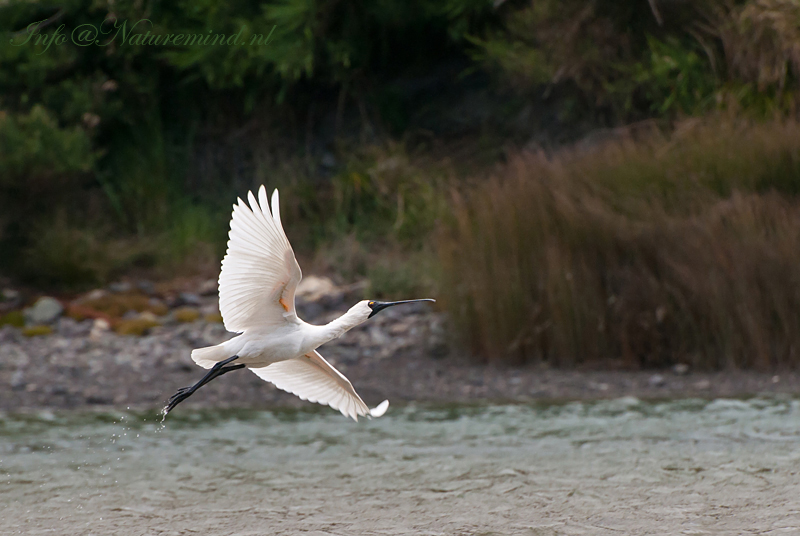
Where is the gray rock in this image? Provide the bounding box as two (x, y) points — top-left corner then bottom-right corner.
(49, 385), (68, 395)
(89, 318), (110, 340)
(0, 288), (22, 313)
(55, 318), (92, 338)
(321, 152), (338, 169)
(108, 281), (132, 293)
(138, 311), (160, 323)
(82, 289), (107, 302)
(136, 280), (156, 295)
(649, 374), (666, 387)
(11, 370), (25, 390)
(24, 297), (64, 325)
(198, 279), (218, 296)
(178, 292), (201, 306)
(1, 288), (20, 302)
(694, 379), (711, 390)
(149, 297), (167, 310)
(672, 363), (690, 375)
(0, 325), (19, 344)
(0, 288), (21, 314)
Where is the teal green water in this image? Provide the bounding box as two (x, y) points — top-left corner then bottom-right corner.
(2, 398), (800, 535)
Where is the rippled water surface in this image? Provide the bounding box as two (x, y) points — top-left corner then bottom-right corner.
(2, 398), (800, 535)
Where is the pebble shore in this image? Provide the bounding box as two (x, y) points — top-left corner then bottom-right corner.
(2, 276), (799, 412)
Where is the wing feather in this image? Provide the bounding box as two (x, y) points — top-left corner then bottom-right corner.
(270, 189), (282, 226)
(250, 351), (388, 421)
(219, 186), (302, 332)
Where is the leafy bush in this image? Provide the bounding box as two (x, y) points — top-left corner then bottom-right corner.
(0, 105), (93, 183)
(0, 105), (95, 276)
(2, 0), (800, 294)
(0, 0), (492, 285)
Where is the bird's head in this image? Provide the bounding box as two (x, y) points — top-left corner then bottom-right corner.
(349, 299), (436, 321)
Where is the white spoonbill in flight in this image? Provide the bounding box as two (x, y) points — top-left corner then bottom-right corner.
(164, 185), (434, 420)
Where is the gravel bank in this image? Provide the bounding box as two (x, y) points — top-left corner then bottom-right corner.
(2, 304), (800, 413)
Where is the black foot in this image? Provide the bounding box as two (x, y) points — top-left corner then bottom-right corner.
(163, 355), (242, 417)
(164, 387), (194, 414)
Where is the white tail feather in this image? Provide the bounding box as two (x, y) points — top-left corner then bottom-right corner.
(191, 345), (230, 369)
(370, 399), (389, 418)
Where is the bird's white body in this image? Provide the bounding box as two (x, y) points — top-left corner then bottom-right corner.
(186, 186), (397, 421)
(194, 306), (368, 368)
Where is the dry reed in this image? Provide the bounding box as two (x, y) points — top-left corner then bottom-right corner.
(439, 117), (800, 369)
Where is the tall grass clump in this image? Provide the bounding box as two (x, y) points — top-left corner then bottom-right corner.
(439, 117), (800, 369)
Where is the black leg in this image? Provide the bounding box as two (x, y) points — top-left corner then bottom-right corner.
(215, 363), (245, 378)
(164, 355), (242, 415)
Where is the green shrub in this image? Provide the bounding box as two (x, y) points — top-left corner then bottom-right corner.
(0, 105), (96, 278)
(0, 0), (491, 285)
(0, 105), (93, 182)
(19, 221), (153, 287)
(3, 0), (800, 292)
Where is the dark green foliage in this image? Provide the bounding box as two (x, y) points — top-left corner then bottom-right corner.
(1, 0), (799, 289)
(0, 0), (493, 284)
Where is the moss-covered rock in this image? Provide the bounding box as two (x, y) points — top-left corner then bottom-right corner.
(0, 310), (25, 327)
(204, 312), (224, 324)
(173, 307), (200, 323)
(22, 325), (54, 337)
(66, 304), (112, 322)
(114, 318), (160, 336)
(79, 292), (168, 318)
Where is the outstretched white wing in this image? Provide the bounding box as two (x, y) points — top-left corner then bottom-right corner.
(219, 186), (302, 332)
(250, 351), (389, 421)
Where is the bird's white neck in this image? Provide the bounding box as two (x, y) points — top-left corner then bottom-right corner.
(307, 308), (367, 347)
